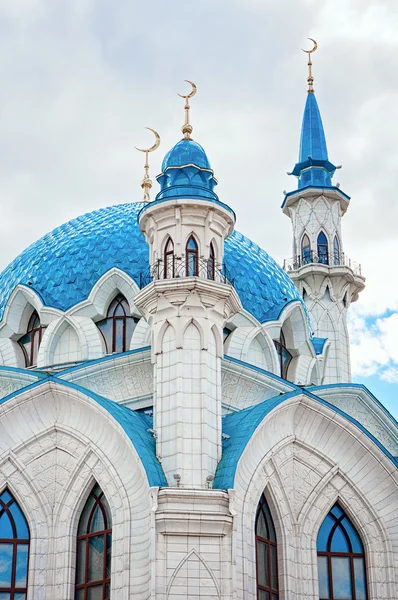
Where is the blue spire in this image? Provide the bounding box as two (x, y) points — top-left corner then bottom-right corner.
(289, 92), (337, 189)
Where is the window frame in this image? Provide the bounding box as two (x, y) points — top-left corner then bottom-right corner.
(164, 237), (175, 279)
(255, 494), (279, 599)
(186, 235), (199, 277)
(301, 233), (311, 265)
(273, 330), (292, 380)
(317, 231), (329, 265)
(97, 294), (138, 354)
(18, 310), (45, 367)
(0, 489), (30, 599)
(207, 242), (216, 280)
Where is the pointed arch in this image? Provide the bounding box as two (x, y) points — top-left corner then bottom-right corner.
(164, 236), (175, 279)
(186, 235), (199, 276)
(97, 293), (139, 354)
(207, 241), (216, 280)
(317, 231), (329, 265)
(301, 232), (311, 265)
(333, 235), (340, 266)
(18, 309), (45, 367)
(75, 483), (112, 599)
(167, 548), (220, 598)
(317, 503), (368, 599)
(255, 493), (279, 597)
(0, 488), (30, 597)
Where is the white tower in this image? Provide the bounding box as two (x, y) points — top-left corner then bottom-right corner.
(135, 84), (241, 488)
(283, 43), (365, 383)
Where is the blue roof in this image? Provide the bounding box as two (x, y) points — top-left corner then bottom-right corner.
(161, 139), (211, 171)
(0, 203), (305, 324)
(289, 93), (337, 190)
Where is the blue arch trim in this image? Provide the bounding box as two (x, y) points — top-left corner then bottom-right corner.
(0, 375), (167, 488)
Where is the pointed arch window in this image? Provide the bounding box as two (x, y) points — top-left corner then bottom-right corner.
(317, 503), (367, 600)
(164, 237), (175, 279)
(18, 310), (45, 367)
(75, 484), (112, 600)
(0, 489), (30, 598)
(301, 233), (311, 265)
(333, 235), (340, 266)
(317, 232), (329, 265)
(207, 242), (216, 280)
(97, 294), (139, 354)
(274, 330), (292, 380)
(186, 236), (199, 276)
(256, 494), (279, 598)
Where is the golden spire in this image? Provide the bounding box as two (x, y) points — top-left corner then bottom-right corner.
(302, 38), (318, 93)
(135, 128), (161, 202)
(178, 80), (197, 139)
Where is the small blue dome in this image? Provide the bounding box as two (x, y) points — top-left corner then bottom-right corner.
(0, 203), (306, 324)
(162, 139), (211, 171)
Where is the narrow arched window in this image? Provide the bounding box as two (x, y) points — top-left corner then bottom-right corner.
(333, 235), (340, 266)
(18, 310), (45, 367)
(164, 237), (174, 279)
(0, 489), (30, 598)
(301, 233), (311, 265)
(75, 484), (112, 600)
(207, 242), (216, 280)
(317, 503), (367, 600)
(97, 294), (138, 354)
(317, 231), (329, 265)
(186, 236), (199, 276)
(256, 494), (279, 598)
(273, 330), (292, 379)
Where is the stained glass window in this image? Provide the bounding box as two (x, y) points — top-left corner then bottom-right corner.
(317, 504), (367, 600)
(301, 233), (311, 265)
(97, 294), (138, 354)
(164, 237), (174, 279)
(186, 236), (199, 276)
(256, 494), (279, 599)
(0, 489), (30, 599)
(317, 231), (329, 265)
(18, 311), (44, 367)
(75, 485), (112, 600)
(274, 331), (292, 380)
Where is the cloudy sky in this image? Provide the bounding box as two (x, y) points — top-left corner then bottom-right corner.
(0, 0), (397, 417)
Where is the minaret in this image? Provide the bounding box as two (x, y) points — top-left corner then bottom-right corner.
(282, 41), (365, 384)
(134, 82), (241, 488)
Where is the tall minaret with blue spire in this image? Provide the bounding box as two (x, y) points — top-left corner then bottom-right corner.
(282, 41), (365, 384)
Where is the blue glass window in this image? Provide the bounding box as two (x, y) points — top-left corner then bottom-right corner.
(274, 331), (292, 380)
(317, 232), (329, 265)
(18, 311), (45, 367)
(75, 485), (112, 600)
(256, 494), (278, 598)
(186, 236), (199, 276)
(97, 294), (138, 354)
(0, 489), (30, 598)
(333, 236), (340, 266)
(317, 503), (367, 599)
(301, 234), (311, 265)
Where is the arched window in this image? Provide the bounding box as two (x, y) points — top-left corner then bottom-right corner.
(207, 242), (216, 280)
(301, 233), (311, 265)
(186, 236), (199, 276)
(164, 237), (175, 279)
(75, 484), (112, 600)
(256, 494), (279, 598)
(0, 489), (30, 598)
(18, 310), (45, 367)
(317, 231), (329, 265)
(97, 294), (138, 354)
(317, 503), (367, 600)
(333, 235), (340, 266)
(274, 331), (292, 379)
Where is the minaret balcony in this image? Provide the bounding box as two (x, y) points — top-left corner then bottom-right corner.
(283, 251), (362, 277)
(139, 256), (234, 289)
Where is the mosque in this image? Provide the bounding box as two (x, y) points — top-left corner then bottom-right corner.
(0, 41), (396, 600)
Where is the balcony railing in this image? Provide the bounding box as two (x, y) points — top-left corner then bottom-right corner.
(139, 256), (234, 289)
(283, 251), (362, 276)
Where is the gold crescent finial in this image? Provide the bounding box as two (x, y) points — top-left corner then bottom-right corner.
(301, 38), (318, 93)
(135, 127), (161, 203)
(177, 80), (197, 139)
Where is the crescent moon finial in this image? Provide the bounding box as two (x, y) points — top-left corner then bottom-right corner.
(134, 127), (161, 203)
(301, 38), (318, 93)
(177, 80), (197, 139)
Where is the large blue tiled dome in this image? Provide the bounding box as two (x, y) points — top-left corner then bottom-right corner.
(0, 202), (305, 324)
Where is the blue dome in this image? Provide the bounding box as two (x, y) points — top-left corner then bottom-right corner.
(162, 139), (211, 171)
(0, 203), (305, 324)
